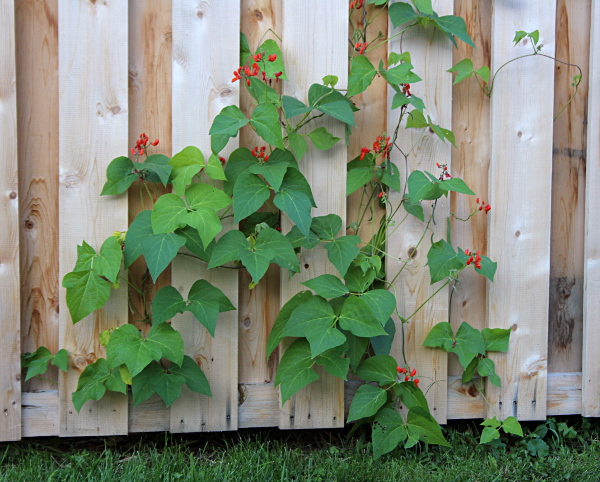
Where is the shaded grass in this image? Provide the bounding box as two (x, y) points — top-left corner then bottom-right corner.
(1, 417), (600, 481)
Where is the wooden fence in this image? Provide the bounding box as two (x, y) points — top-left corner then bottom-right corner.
(0, 0), (597, 440)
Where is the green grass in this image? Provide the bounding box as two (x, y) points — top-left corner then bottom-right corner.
(1, 417), (599, 481)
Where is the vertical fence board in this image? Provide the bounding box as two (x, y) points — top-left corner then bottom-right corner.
(486, 1), (556, 421)
(16, 0), (60, 395)
(238, 0), (282, 389)
(279, 0), (348, 429)
(448, 0), (491, 382)
(170, 0), (239, 433)
(387, 0), (453, 424)
(0, 0), (21, 442)
(548, 0), (591, 374)
(583, 0), (600, 417)
(58, 0), (129, 436)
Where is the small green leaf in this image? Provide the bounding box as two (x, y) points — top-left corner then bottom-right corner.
(72, 358), (111, 412)
(481, 416), (501, 428)
(131, 361), (162, 406)
(65, 271), (112, 324)
(478, 357), (501, 387)
(447, 58), (474, 84)
(169, 355), (211, 397)
(355, 355), (398, 385)
(482, 327), (511, 352)
(372, 407), (408, 459)
(309, 127), (340, 150)
(438, 177), (475, 195)
(384, 62), (422, 85)
(461, 356), (479, 383)
(388, 51), (411, 66)
(405, 109), (428, 128)
(24, 347), (53, 381)
(347, 168), (373, 196)
(266, 291), (314, 359)
(403, 198), (424, 221)
(104, 367), (127, 394)
(370, 318), (396, 356)
(501, 416), (523, 437)
(322, 75), (338, 87)
(248, 76), (281, 106)
(474, 65), (490, 83)
(209, 105), (249, 136)
(339, 296), (386, 338)
(175, 225), (214, 262)
(250, 102), (284, 148)
(348, 55), (377, 97)
(51, 349), (69, 372)
(314, 343), (349, 379)
(207, 229), (248, 268)
(426, 239), (463, 284)
(151, 285), (186, 324)
(282, 95), (311, 118)
(274, 189), (312, 237)
(513, 30), (528, 45)
(187, 279), (235, 336)
(151, 194), (187, 234)
(285, 225), (320, 249)
(388, 2), (418, 28)
(301, 274), (349, 299)
(233, 171), (271, 223)
(324, 235), (361, 277)
(380, 160), (401, 192)
(347, 384), (388, 422)
(205, 153), (227, 181)
(310, 214), (342, 240)
(480, 426), (501, 444)
(288, 131), (308, 160)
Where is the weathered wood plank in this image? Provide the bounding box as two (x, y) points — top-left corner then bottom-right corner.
(582, 0), (600, 417)
(16, 0), (60, 395)
(549, 0), (591, 374)
(238, 0), (282, 388)
(485, 0), (556, 421)
(0, 0), (21, 442)
(169, 0), (240, 433)
(387, 0), (453, 424)
(448, 0), (491, 382)
(58, 0), (129, 436)
(279, 0), (348, 430)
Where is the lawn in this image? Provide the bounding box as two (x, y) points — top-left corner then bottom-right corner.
(1, 417), (599, 481)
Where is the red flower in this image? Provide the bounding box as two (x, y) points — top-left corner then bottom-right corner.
(396, 366), (405, 374)
(414, 379), (420, 387)
(360, 147), (370, 160)
(484, 204), (491, 213)
(253, 53), (263, 62)
(151, 139), (159, 146)
(410, 368), (417, 377)
(405, 375), (410, 382)
(219, 157), (226, 165)
(268, 54), (277, 62)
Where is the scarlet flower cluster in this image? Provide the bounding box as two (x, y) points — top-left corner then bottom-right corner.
(354, 42), (368, 54)
(465, 249), (482, 270)
(401, 83), (411, 97)
(359, 146), (370, 161)
(397, 366), (419, 387)
(373, 134), (391, 160)
(131, 133), (159, 156)
(251, 146), (268, 162)
(231, 54), (280, 86)
(350, 0), (364, 9)
(219, 157), (227, 165)
(435, 162), (451, 179)
(475, 197), (491, 214)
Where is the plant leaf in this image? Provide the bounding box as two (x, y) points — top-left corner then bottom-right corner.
(347, 384), (388, 422)
(250, 103), (284, 149)
(355, 355), (398, 385)
(372, 407), (408, 459)
(266, 291), (314, 359)
(151, 285), (186, 324)
(324, 235), (361, 277)
(301, 274), (349, 299)
(339, 295), (386, 337)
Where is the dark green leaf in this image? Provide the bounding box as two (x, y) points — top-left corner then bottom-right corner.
(240, 32), (251, 65)
(255, 227), (300, 273)
(348, 55), (377, 97)
(370, 318), (396, 356)
(209, 105), (249, 136)
(240, 245), (274, 284)
(131, 361), (162, 406)
(451, 322), (486, 369)
(240, 212), (279, 237)
(223, 147), (258, 195)
(395, 381), (429, 411)
(282, 95), (311, 118)
(339, 296), (386, 337)
(309, 127), (340, 150)
(248, 76), (281, 106)
(310, 214), (342, 240)
(151, 285), (186, 324)
(314, 343), (350, 379)
(24, 347), (53, 381)
(348, 384), (388, 422)
(361, 290), (396, 326)
(280, 168), (317, 207)
(233, 171), (271, 223)
(461, 356), (479, 383)
(94, 236), (122, 283)
(72, 358), (111, 412)
(170, 355), (212, 397)
(344, 264), (376, 293)
(372, 407), (408, 459)
(355, 355), (398, 385)
(266, 291), (313, 359)
(408, 170), (443, 202)
(288, 131), (308, 160)
(275, 338), (319, 404)
(406, 406), (450, 446)
(388, 2), (418, 28)
(175, 226), (214, 262)
(285, 225), (320, 249)
(426, 239), (463, 283)
(403, 198), (424, 221)
(249, 161), (289, 192)
(347, 168), (373, 196)
(250, 103), (284, 148)
(274, 189), (312, 237)
(324, 235), (361, 277)
(433, 15), (475, 48)
(208, 229), (247, 268)
(301, 274), (349, 299)
(438, 177), (475, 195)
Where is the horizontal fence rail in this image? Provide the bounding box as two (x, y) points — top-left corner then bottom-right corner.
(0, 0), (594, 440)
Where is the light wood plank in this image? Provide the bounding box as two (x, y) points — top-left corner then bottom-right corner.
(387, 0), (453, 424)
(448, 0), (491, 382)
(21, 391), (59, 437)
(485, 1), (556, 421)
(582, 0), (600, 417)
(0, 0), (21, 442)
(127, 0), (173, 328)
(169, 0), (240, 433)
(279, 0), (348, 430)
(238, 0), (282, 387)
(16, 0), (60, 394)
(58, 0), (129, 436)
(548, 0), (591, 374)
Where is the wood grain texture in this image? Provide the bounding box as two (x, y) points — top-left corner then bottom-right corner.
(582, 0), (600, 417)
(58, 0), (129, 436)
(238, 0), (282, 387)
(279, 0), (348, 430)
(127, 0), (172, 328)
(548, 0), (590, 373)
(169, 0), (239, 433)
(16, 0), (60, 394)
(346, 4), (388, 242)
(387, 0), (453, 424)
(448, 0), (491, 380)
(485, 0), (556, 421)
(0, 0), (21, 442)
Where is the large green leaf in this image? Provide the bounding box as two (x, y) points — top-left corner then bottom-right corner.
(348, 55), (377, 97)
(282, 95), (311, 118)
(406, 406), (450, 446)
(249, 162), (289, 191)
(72, 358), (111, 412)
(145, 322), (185, 366)
(380, 160), (401, 192)
(360, 290), (396, 325)
(275, 338), (319, 404)
(343, 330), (370, 372)
(309, 127), (340, 150)
(250, 103), (284, 148)
(186, 301), (220, 337)
(370, 318), (396, 356)
(482, 327), (511, 353)
(169, 355), (211, 397)
(209, 105), (249, 136)
(101, 156), (138, 195)
(151, 194), (188, 234)
(187, 279), (235, 336)
(339, 296), (386, 337)
(314, 343), (350, 379)
(255, 227), (300, 273)
(107, 324), (161, 377)
(274, 189), (312, 237)
(301, 274), (349, 299)
(257, 39), (287, 80)
(310, 214), (342, 240)
(279, 168), (317, 207)
(388, 2), (419, 28)
(131, 361), (163, 406)
(169, 146), (204, 195)
(152, 285), (186, 324)
(94, 236), (123, 283)
(65, 270), (112, 324)
(347, 168), (373, 196)
(233, 171), (271, 223)
(478, 357), (501, 387)
(452, 322), (486, 369)
(208, 229), (248, 268)
(432, 15), (475, 48)
(372, 407), (408, 459)
(266, 291), (314, 359)
(184, 209), (222, 248)
(347, 384), (388, 422)
(139, 229), (187, 282)
(324, 235), (361, 277)
(240, 245), (275, 284)
(185, 183), (231, 211)
(426, 239), (463, 284)
(355, 355), (398, 385)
